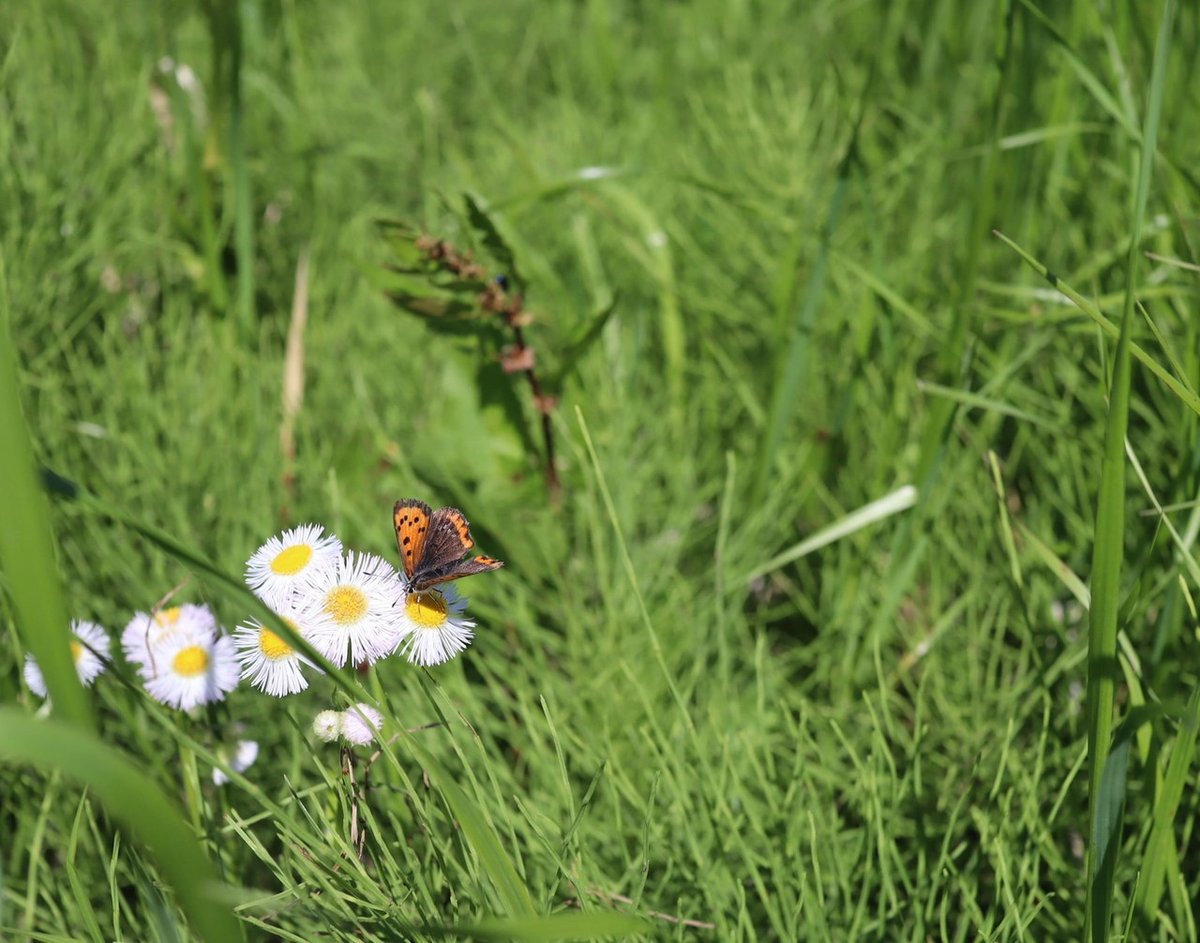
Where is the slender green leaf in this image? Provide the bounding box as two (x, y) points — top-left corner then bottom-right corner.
(1084, 4), (1175, 940)
(545, 293), (619, 390)
(404, 736), (537, 917)
(993, 230), (1200, 416)
(1134, 688), (1200, 924)
(753, 140), (851, 503)
(464, 191), (525, 293)
(0, 710), (242, 942)
(0, 262), (90, 729)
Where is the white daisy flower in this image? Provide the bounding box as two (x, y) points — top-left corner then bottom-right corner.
(213, 740), (259, 786)
(312, 710), (342, 742)
(121, 603), (217, 670)
(142, 632), (239, 710)
(340, 703), (384, 745)
(24, 620), (111, 698)
(394, 585), (475, 667)
(244, 524), (342, 609)
(296, 551), (406, 667)
(232, 612), (317, 697)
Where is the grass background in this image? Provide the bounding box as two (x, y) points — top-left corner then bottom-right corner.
(2, 1), (1200, 940)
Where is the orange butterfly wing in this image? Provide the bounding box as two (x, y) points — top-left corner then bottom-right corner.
(393, 499), (433, 580)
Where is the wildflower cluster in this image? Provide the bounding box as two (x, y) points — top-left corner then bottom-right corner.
(235, 523), (478, 697)
(19, 520), (484, 774)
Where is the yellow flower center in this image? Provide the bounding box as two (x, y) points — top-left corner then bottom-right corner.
(271, 543), (312, 576)
(155, 606), (182, 626)
(69, 640), (83, 663)
(325, 585), (368, 625)
(172, 645), (210, 677)
(406, 591), (448, 628)
(259, 628), (294, 660)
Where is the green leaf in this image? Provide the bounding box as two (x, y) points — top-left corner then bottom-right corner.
(0, 710), (242, 943)
(0, 261), (91, 729)
(464, 191), (524, 293)
(387, 292), (483, 322)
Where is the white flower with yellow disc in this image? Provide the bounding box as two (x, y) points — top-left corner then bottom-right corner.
(142, 630), (239, 710)
(244, 524), (341, 609)
(393, 585), (475, 667)
(232, 610), (318, 697)
(121, 603), (216, 670)
(295, 551), (406, 667)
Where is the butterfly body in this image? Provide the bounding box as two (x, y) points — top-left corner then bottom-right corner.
(394, 498), (503, 591)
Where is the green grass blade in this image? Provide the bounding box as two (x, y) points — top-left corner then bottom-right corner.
(992, 230), (1200, 415)
(0, 264), (91, 729)
(917, 378), (1058, 429)
(1084, 3), (1175, 939)
(1133, 687), (1200, 925)
(752, 136), (851, 503)
(575, 408), (696, 737)
(1015, 0), (1138, 138)
(591, 182), (683, 429)
(987, 451), (1023, 587)
(0, 709), (242, 942)
(1013, 519), (1090, 606)
(227, 0), (255, 337)
(404, 735), (537, 917)
(461, 912), (652, 940)
(912, 0), (1015, 488)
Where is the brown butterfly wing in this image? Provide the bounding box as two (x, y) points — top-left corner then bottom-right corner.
(412, 507), (505, 590)
(413, 555), (504, 591)
(393, 499), (433, 580)
(418, 507), (476, 573)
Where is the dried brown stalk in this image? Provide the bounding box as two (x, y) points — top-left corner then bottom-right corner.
(280, 246), (310, 519)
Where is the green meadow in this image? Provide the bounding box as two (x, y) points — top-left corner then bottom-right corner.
(2, 1), (1199, 940)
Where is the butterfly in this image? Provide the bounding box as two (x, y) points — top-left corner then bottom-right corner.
(393, 498), (504, 591)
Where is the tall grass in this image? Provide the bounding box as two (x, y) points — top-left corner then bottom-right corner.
(2, 1), (1200, 940)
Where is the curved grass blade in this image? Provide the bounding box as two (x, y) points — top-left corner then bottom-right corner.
(1084, 3), (1175, 940)
(0, 709), (242, 942)
(545, 293), (620, 392)
(742, 484), (918, 583)
(403, 734), (537, 917)
(992, 230), (1200, 416)
(1133, 687), (1200, 926)
(0, 265), (91, 730)
(589, 183), (684, 429)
